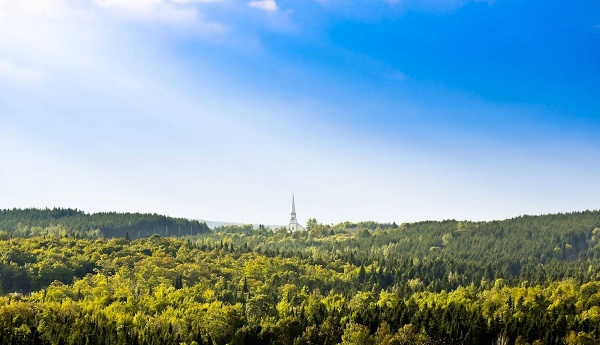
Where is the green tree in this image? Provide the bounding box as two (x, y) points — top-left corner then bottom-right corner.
(341, 323), (374, 345)
(306, 218), (318, 231)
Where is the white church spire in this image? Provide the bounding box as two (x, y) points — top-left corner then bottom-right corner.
(288, 194), (304, 232)
(291, 194), (296, 221)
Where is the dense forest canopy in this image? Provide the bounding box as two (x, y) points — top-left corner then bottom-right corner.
(1, 209), (600, 344)
(0, 208), (210, 239)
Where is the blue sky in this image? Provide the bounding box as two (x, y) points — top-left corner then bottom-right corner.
(0, 0), (599, 225)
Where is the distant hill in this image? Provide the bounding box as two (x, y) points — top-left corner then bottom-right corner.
(0, 208), (210, 239)
(212, 209), (600, 288)
(202, 220), (283, 230)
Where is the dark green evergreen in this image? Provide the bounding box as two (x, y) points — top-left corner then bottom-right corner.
(0, 208), (210, 239)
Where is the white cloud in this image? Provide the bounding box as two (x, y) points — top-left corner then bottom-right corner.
(170, 0), (223, 3)
(383, 0), (494, 10)
(90, 0), (229, 34)
(0, 0), (88, 25)
(94, 0), (199, 23)
(2, 0), (226, 26)
(248, 0), (277, 12)
(14, 0), (87, 18)
(95, 0), (165, 11)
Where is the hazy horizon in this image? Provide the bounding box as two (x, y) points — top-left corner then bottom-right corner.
(3, 206), (600, 230)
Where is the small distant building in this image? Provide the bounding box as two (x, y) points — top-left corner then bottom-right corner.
(288, 195), (305, 232)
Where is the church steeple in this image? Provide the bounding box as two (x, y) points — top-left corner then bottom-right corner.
(288, 194), (304, 232)
(290, 194), (297, 222)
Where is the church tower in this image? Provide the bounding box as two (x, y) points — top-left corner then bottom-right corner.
(288, 194), (305, 232)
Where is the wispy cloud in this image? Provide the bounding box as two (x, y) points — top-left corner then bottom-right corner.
(0, 0), (226, 28)
(387, 71), (407, 82)
(248, 0), (278, 12)
(95, 0), (199, 24)
(385, 0), (494, 9)
(11, 0), (88, 19)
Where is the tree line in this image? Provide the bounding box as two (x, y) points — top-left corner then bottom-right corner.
(0, 208), (210, 239)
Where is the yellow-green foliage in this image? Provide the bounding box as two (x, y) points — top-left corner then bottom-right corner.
(1, 214), (600, 345)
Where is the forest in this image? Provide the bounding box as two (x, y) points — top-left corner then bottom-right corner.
(0, 208), (210, 239)
(1, 208), (600, 344)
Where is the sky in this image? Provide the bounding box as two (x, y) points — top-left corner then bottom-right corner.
(0, 0), (599, 226)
